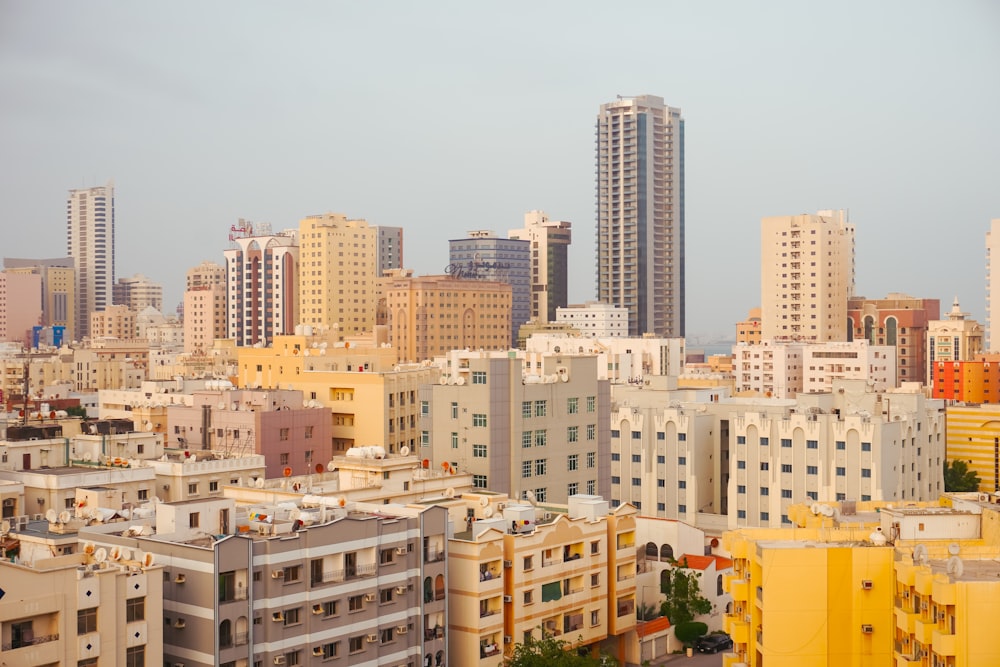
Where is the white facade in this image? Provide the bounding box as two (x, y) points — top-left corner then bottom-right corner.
(760, 209), (855, 342)
(223, 228), (299, 347)
(733, 341), (804, 397)
(801, 340), (896, 393)
(927, 297), (984, 383)
(987, 219), (1000, 351)
(526, 334), (685, 381)
(556, 301), (628, 338)
(67, 182), (115, 340)
(113, 273), (163, 313)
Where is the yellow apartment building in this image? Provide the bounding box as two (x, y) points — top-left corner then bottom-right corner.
(447, 495), (637, 666)
(945, 403), (1000, 492)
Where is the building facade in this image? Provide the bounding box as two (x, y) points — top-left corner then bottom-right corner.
(847, 293), (939, 385)
(596, 95), (684, 338)
(508, 210), (571, 323)
(555, 302), (629, 338)
(928, 298), (984, 384)
(90, 304), (136, 339)
(3, 258), (76, 343)
(184, 261), (227, 355)
(67, 182), (115, 340)
(224, 226), (299, 347)
(760, 210), (855, 342)
(0, 270), (41, 345)
(987, 218), (1000, 351)
(112, 273), (163, 313)
(375, 225), (404, 275)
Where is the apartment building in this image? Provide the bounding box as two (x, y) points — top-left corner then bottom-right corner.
(184, 260), (227, 355)
(525, 334), (685, 381)
(385, 274), (512, 363)
(986, 218), (1000, 351)
(298, 213), (378, 339)
(112, 273), (163, 313)
(80, 495), (450, 667)
(0, 518), (163, 667)
(847, 293), (939, 384)
(72, 338), (149, 391)
(760, 209), (855, 342)
(735, 308), (762, 345)
(224, 225), (299, 347)
(508, 210), (572, 323)
(928, 298), (984, 384)
(421, 350), (610, 504)
(3, 257), (76, 343)
(90, 304), (136, 339)
(944, 403), (1000, 492)
(67, 182), (115, 340)
(555, 302), (629, 338)
(0, 270), (41, 345)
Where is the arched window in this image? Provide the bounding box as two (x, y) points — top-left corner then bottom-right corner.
(424, 577), (433, 603)
(645, 542), (659, 560)
(436, 649), (445, 666)
(886, 317), (898, 346)
(660, 569), (671, 592)
(219, 619), (232, 648)
(717, 574), (724, 596)
(434, 574), (445, 601)
(864, 316), (875, 344)
(660, 543), (674, 561)
(235, 616), (247, 646)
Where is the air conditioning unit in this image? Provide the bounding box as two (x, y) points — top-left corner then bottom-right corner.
(395, 546), (408, 555)
(503, 560), (512, 568)
(503, 595), (512, 602)
(496, 503), (505, 511)
(312, 604), (324, 615)
(920, 601), (928, 610)
(861, 580), (873, 590)
(544, 512), (553, 520)
(395, 586), (408, 595)
(272, 612), (284, 622)
(366, 633), (378, 643)
(364, 592), (376, 602)
(312, 647), (323, 657)
(271, 570), (285, 579)
(861, 624), (873, 634)
(504, 635), (513, 644)
(396, 625), (408, 634)
(979, 493), (990, 502)
(273, 656), (286, 665)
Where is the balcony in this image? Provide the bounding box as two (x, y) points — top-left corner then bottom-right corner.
(931, 628), (956, 656)
(895, 607), (918, 634)
(2, 633), (59, 651)
(617, 599), (635, 617)
(914, 617), (935, 645)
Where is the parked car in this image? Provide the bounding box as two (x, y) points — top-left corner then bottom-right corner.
(695, 633), (733, 654)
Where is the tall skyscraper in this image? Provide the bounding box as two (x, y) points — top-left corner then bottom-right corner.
(298, 213), (378, 340)
(224, 222), (299, 347)
(760, 210), (855, 342)
(448, 231), (530, 345)
(67, 181), (115, 340)
(508, 210), (572, 323)
(986, 219), (1000, 351)
(183, 261), (227, 355)
(596, 95), (684, 337)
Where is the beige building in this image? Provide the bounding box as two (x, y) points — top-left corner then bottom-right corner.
(386, 274), (512, 363)
(67, 182), (115, 340)
(525, 334), (686, 381)
(113, 273), (163, 313)
(298, 213), (378, 340)
(508, 210), (572, 323)
(987, 219), (1000, 352)
(735, 308), (762, 345)
(928, 297), (984, 384)
(0, 270), (41, 345)
(184, 260), (227, 355)
(3, 258), (76, 343)
(90, 304), (136, 339)
(555, 301), (629, 338)
(761, 210), (855, 342)
(422, 350), (610, 504)
(72, 338), (150, 391)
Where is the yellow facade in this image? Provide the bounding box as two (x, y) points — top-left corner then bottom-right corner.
(945, 404), (1000, 492)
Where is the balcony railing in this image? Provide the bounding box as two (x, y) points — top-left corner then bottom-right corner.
(235, 631), (248, 646)
(3, 634), (59, 651)
(425, 549), (445, 563)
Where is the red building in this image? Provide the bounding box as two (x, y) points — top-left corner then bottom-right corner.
(847, 294), (939, 385)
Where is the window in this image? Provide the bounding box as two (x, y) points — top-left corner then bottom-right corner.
(657, 479), (665, 488)
(678, 433), (686, 441)
(188, 483), (199, 496)
(523, 590), (534, 604)
(611, 429), (620, 438)
(522, 431), (533, 448)
(567, 425), (579, 442)
(737, 485), (746, 494)
(125, 646), (144, 667)
(472, 413), (487, 427)
(126, 598), (145, 623)
(737, 460), (746, 469)
(321, 642), (340, 659)
(737, 510), (746, 519)
(760, 486), (769, 496)
(473, 474), (487, 488)
(807, 465), (818, 475)
(781, 489), (792, 498)
(862, 442), (872, 452)
(632, 477), (641, 486)
(587, 452), (595, 468)
(522, 401), (532, 418)
(380, 587), (394, 604)
(587, 424), (596, 440)
(657, 432), (665, 441)
(567, 397), (579, 414)
(568, 454), (578, 471)
(420, 431), (429, 447)
(420, 400), (429, 416)
(678, 480), (686, 489)
(535, 459), (547, 476)
(587, 480), (595, 494)
(760, 437), (769, 446)
(611, 476), (620, 485)
(862, 468), (872, 478)
(535, 430), (547, 447)
(781, 464), (792, 473)
(678, 456), (686, 465)
(349, 635), (364, 653)
(323, 600), (339, 617)
(451, 432), (458, 449)
(209, 481), (219, 492)
(472, 444), (487, 458)
(189, 512), (199, 527)
(591, 610), (600, 626)
(380, 548), (395, 565)
(737, 436), (746, 444)
(78, 607), (97, 634)
(836, 440), (846, 450)
(283, 565), (301, 582)
(349, 595), (364, 611)
(283, 607), (301, 626)
(807, 491), (818, 500)
(568, 482), (579, 496)
(611, 453), (620, 462)
(522, 461), (532, 478)
(657, 455), (665, 464)
(587, 396), (595, 412)
(760, 462), (769, 471)
(836, 467), (846, 476)
(472, 371), (487, 384)
(678, 504), (687, 513)
(451, 402), (459, 419)
(137, 489), (148, 501)
(279, 428), (290, 441)
(760, 512), (770, 521)
(806, 440), (818, 449)
(535, 400), (547, 417)
(523, 555), (533, 570)
(781, 439), (792, 448)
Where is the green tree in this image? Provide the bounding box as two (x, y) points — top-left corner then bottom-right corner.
(507, 635), (618, 667)
(944, 459), (980, 492)
(674, 621), (708, 647)
(659, 561), (713, 626)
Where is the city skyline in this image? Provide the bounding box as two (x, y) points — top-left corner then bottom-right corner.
(1, 2), (998, 340)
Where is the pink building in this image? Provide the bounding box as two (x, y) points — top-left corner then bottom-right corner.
(0, 271), (42, 345)
(166, 387), (332, 478)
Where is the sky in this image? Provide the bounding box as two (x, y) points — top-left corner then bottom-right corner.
(1, 1), (998, 343)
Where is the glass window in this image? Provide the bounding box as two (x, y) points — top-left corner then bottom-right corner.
(473, 474), (487, 488)
(534, 400), (547, 417)
(126, 598), (145, 623)
(522, 401), (532, 418)
(587, 424), (596, 440)
(472, 371), (487, 385)
(472, 444), (487, 458)
(522, 431), (532, 448)
(567, 397), (578, 414)
(568, 454), (578, 471)
(586, 396), (596, 412)
(522, 461), (532, 478)
(535, 459), (547, 476)
(806, 440), (818, 449)
(472, 413), (487, 427)
(535, 430), (547, 447)
(587, 452), (595, 468)
(567, 426), (579, 442)
(78, 607), (97, 634)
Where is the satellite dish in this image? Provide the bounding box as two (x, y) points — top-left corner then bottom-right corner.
(810, 503), (821, 515)
(525, 490), (537, 505)
(400, 446), (410, 456)
(143, 552), (155, 567)
(45, 509), (59, 523)
(94, 548), (107, 563)
(120, 548), (132, 561)
(151, 496), (161, 505)
(483, 507), (494, 518)
(327, 461), (337, 472)
(480, 496), (490, 508)
(218, 401), (226, 410)
(948, 542), (961, 555)
(109, 546), (121, 561)
(255, 478), (265, 489)
(945, 555), (964, 578)
(289, 508), (302, 522)
(1, 520), (11, 534)
(83, 452), (93, 462)
(237, 477), (244, 487)
(821, 504), (835, 517)
(83, 541), (96, 555)
(58, 510), (72, 524)
(444, 487), (455, 498)
(912, 543), (928, 565)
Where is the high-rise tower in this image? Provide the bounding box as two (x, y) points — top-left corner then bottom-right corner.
(596, 95), (684, 337)
(67, 181), (114, 340)
(508, 210), (572, 323)
(986, 219), (1000, 351)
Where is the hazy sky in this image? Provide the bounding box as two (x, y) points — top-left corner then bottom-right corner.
(1, 1), (998, 341)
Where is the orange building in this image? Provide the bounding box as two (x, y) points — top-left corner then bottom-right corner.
(932, 354), (1000, 403)
(735, 308), (762, 345)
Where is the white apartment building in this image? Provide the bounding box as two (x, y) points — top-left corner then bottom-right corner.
(223, 225), (299, 347)
(421, 350), (611, 505)
(184, 260), (227, 355)
(526, 334), (685, 381)
(67, 182), (115, 340)
(508, 210), (572, 323)
(927, 297), (984, 383)
(734, 340), (896, 397)
(761, 209), (855, 342)
(555, 302), (629, 338)
(987, 218), (1000, 351)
